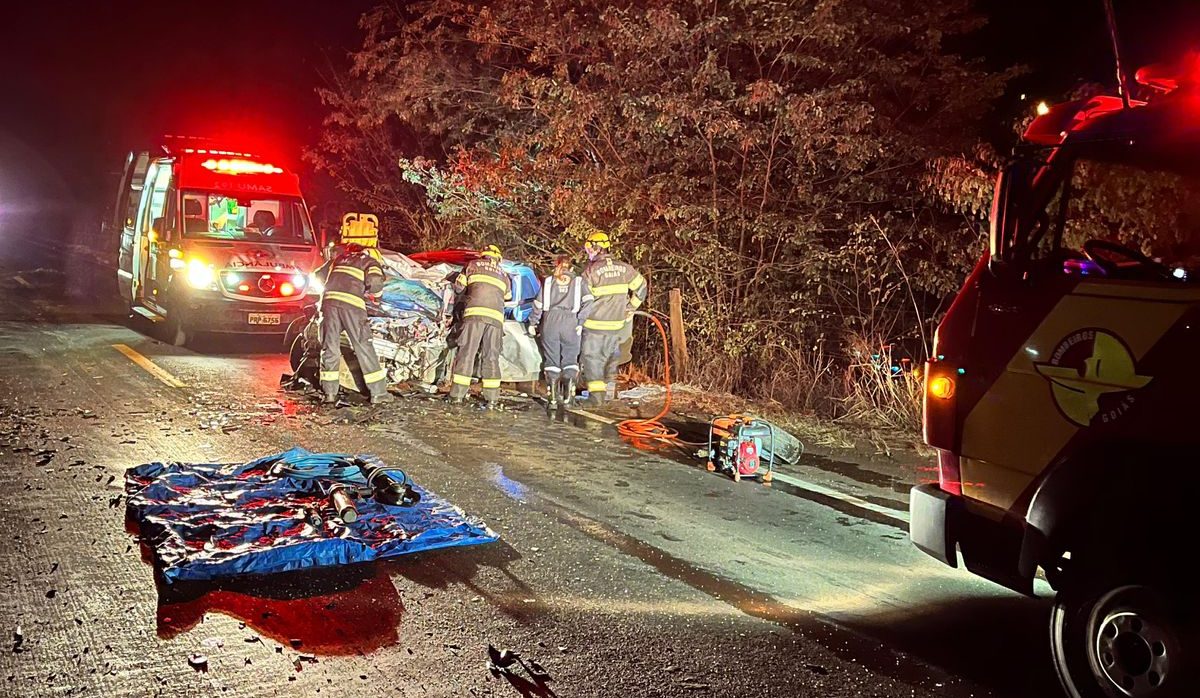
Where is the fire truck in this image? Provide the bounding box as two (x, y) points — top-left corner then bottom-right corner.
(910, 59), (1200, 697)
(109, 137), (321, 345)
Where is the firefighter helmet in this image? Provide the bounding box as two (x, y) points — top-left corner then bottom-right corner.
(585, 231), (611, 250)
(481, 244), (502, 259)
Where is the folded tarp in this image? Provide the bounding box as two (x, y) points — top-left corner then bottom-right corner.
(125, 448), (497, 583)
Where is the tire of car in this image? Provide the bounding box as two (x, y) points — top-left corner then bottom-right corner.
(1051, 566), (1194, 698)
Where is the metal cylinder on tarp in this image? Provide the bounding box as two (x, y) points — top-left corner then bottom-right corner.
(329, 485), (358, 523)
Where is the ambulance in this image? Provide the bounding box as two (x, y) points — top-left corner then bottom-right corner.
(110, 138), (321, 345)
(910, 60), (1200, 697)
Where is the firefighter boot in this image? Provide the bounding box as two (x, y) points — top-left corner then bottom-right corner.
(547, 379), (560, 408)
(371, 392), (394, 405)
(562, 378), (577, 407)
(321, 391), (338, 405)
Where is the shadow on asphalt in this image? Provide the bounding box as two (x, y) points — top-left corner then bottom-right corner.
(844, 593), (1058, 697)
(387, 542), (548, 625)
(155, 564), (405, 656)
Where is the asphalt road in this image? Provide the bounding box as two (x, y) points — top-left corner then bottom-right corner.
(0, 212), (1062, 697)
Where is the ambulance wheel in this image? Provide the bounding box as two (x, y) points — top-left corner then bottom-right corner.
(1051, 569), (1194, 698)
(160, 313), (188, 347)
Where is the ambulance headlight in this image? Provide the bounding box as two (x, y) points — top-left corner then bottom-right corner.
(186, 259), (216, 289)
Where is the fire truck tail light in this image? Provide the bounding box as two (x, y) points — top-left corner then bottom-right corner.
(200, 158), (284, 175)
(928, 376), (955, 400)
(938, 450), (963, 496)
(280, 282), (295, 297)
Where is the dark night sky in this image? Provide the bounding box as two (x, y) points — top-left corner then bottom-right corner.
(1, 0), (1198, 203)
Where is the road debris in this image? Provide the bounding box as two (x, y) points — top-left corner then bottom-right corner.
(188, 654), (208, 672)
(487, 644), (553, 684)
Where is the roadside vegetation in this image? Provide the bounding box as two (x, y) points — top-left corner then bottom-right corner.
(309, 0), (1019, 434)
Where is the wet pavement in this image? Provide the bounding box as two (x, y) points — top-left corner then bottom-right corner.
(0, 213), (1062, 697)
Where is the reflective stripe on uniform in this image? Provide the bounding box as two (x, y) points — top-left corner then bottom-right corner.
(464, 306), (504, 322)
(468, 274), (508, 292)
(452, 374), (473, 386)
(629, 273), (646, 291)
(584, 318), (626, 331)
(363, 369), (387, 384)
(324, 291), (366, 309)
(590, 283), (630, 297)
(333, 265), (365, 280)
(562, 364), (578, 371)
(545, 366), (562, 373)
(368, 267), (384, 276)
(630, 295), (644, 309)
(587, 380), (607, 392)
(481, 378), (501, 389)
(320, 370), (340, 382)
(572, 276), (582, 313)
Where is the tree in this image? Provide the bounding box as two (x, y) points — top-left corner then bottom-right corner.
(314, 0), (1014, 415)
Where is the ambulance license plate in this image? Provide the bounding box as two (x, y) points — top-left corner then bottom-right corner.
(247, 313), (281, 326)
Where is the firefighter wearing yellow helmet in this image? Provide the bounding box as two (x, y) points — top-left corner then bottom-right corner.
(448, 245), (512, 407)
(579, 231), (646, 408)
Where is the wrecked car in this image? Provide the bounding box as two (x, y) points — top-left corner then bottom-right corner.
(286, 248), (543, 395)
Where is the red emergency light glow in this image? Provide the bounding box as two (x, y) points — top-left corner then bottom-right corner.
(279, 282), (296, 297)
(200, 158), (284, 175)
(183, 148), (254, 157)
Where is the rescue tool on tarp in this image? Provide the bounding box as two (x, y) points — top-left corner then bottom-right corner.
(124, 448), (497, 583)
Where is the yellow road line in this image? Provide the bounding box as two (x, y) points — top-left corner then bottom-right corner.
(111, 344), (186, 388)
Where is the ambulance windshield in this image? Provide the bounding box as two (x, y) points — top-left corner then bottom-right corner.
(181, 192), (315, 245)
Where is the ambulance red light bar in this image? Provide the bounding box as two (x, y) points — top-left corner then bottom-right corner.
(200, 158), (284, 175)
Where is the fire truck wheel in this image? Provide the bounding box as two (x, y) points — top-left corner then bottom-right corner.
(1051, 574), (1193, 698)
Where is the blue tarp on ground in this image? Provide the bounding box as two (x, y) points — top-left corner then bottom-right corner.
(125, 448), (498, 583)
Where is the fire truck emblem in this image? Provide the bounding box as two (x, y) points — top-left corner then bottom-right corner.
(1034, 329), (1152, 427)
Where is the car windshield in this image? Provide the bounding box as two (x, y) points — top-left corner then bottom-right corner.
(181, 192), (315, 244)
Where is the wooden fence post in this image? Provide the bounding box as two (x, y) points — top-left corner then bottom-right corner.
(668, 288), (690, 383)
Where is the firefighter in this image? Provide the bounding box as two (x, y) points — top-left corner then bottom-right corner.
(314, 244), (393, 405)
(579, 231), (646, 408)
(448, 245), (512, 407)
(528, 255), (591, 407)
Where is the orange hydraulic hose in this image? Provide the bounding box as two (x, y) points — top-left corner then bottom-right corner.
(616, 312), (680, 441)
